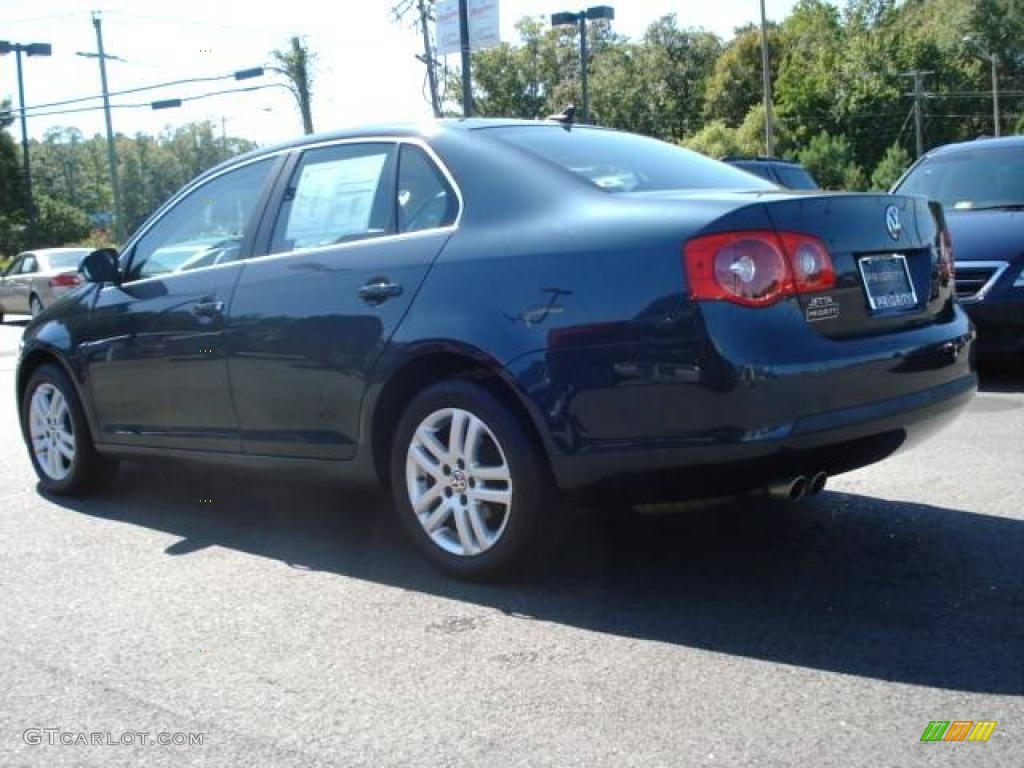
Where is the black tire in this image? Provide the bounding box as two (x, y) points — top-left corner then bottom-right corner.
(390, 378), (556, 580)
(21, 363), (119, 495)
(29, 295), (43, 317)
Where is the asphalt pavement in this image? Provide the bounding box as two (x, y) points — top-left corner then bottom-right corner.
(0, 316), (1021, 767)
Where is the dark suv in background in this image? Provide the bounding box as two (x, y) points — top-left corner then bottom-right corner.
(722, 156), (819, 190)
(893, 136), (1024, 360)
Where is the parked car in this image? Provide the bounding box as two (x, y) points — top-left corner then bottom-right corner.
(722, 156), (820, 189)
(0, 247), (89, 321)
(892, 136), (1024, 360)
(16, 121), (974, 579)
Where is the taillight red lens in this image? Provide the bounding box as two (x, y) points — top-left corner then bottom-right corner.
(684, 230), (835, 307)
(48, 273), (81, 288)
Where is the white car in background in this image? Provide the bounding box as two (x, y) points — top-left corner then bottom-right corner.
(0, 247), (90, 321)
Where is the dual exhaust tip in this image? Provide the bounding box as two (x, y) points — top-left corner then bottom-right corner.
(767, 471), (827, 502)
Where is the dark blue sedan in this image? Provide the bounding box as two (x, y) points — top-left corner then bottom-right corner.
(893, 136), (1024, 360)
(17, 120), (975, 578)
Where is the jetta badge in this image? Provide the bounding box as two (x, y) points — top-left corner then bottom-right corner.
(885, 205), (902, 240)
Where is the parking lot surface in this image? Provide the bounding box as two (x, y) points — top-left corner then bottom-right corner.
(1, 318), (1021, 767)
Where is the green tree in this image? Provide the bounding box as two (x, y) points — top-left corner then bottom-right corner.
(703, 24), (779, 126)
(33, 195), (90, 248)
(797, 130), (862, 189)
(272, 36), (316, 134)
(870, 143), (913, 190)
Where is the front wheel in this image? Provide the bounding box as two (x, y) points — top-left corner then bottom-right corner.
(21, 363), (119, 495)
(390, 379), (554, 580)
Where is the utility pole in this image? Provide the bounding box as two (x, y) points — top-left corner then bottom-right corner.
(458, 0), (472, 117)
(990, 54), (1000, 137)
(759, 0), (775, 156)
(91, 12), (122, 242)
(416, 0), (441, 117)
(901, 70), (933, 158)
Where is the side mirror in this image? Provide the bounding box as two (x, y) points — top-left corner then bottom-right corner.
(80, 248), (120, 284)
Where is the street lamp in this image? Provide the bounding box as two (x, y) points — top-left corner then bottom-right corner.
(963, 36), (1000, 137)
(551, 5), (614, 124)
(0, 39), (53, 238)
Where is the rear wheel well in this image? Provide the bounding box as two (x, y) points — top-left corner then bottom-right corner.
(370, 352), (551, 487)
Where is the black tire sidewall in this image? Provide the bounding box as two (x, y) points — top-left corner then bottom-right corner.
(21, 364), (98, 495)
(390, 379), (549, 580)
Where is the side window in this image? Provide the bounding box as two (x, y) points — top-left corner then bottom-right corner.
(126, 158), (274, 282)
(270, 143), (397, 254)
(4, 256), (24, 276)
(20, 256), (38, 274)
(397, 145), (457, 233)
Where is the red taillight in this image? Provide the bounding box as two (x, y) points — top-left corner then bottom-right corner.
(938, 229), (955, 283)
(48, 273), (81, 288)
(683, 230), (835, 307)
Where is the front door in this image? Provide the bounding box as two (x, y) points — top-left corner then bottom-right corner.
(84, 157), (279, 452)
(228, 141), (459, 459)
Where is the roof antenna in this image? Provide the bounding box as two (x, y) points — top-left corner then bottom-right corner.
(546, 105), (576, 125)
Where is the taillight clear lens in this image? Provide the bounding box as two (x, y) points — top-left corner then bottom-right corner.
(938, 229), (955, 283)
(48, 273), (81, 288)
(684, 230), (835, 307)
(777, 233), (835, 293)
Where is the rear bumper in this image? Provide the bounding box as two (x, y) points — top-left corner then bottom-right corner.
(508, 301), (976, 501)
(551, 374), (974, 500)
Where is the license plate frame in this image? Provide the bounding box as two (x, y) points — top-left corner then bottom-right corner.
(858, 253), (918, 311)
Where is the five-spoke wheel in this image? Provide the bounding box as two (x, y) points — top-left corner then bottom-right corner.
(28, 382), (76, 481)
(392, 379), (553, 580)
(21, 363), (118, 494)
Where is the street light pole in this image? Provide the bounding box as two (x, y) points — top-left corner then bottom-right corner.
(0, 39), (52, 239)
(14, 48), (33, 229)
(551, 6), (614, 124)
(989, 53), (1000, 137)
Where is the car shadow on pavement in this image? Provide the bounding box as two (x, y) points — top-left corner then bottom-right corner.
(46, 462), (1023, 696)
(978, 362), (1024, 393)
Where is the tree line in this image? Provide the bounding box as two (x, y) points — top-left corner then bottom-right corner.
(2, 0), (1021, 259)
(450, 0), (1023, 188)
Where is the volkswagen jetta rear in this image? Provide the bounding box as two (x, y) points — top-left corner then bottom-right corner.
(475, 125), (976, 504)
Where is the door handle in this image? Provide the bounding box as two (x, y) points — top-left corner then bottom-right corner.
(358, 280), (403, 304)
(191, 299), (225, 318)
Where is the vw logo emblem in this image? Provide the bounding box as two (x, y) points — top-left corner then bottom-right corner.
(885, 205), (902, 240)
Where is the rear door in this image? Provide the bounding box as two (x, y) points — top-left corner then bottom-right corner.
(228, 139), (459, 459)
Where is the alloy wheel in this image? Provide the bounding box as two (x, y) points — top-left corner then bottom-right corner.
(405, 407), (513, 556)
(28, 382), (76, 481)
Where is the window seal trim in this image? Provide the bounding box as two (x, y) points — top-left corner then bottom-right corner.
(117, 135), (463, 287)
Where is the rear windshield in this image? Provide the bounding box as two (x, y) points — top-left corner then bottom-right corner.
(484, 126), (775, 193)
(775, 165), (818, 190)
(894, 146), (1024, 210)
(44, 250), (90, 270)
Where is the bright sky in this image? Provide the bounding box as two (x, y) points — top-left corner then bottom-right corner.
(1, 0), (800, 146)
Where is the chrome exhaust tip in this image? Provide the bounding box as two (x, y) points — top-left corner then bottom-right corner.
(767, 475), (808, 502)
(808, 471), (828, 495)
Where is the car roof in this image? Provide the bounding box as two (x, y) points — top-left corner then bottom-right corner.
(17, 247), (91, 258)
(926, 135), (1024, 157)
(206, 118), (609, 176)
(722, 156), (803, 166)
